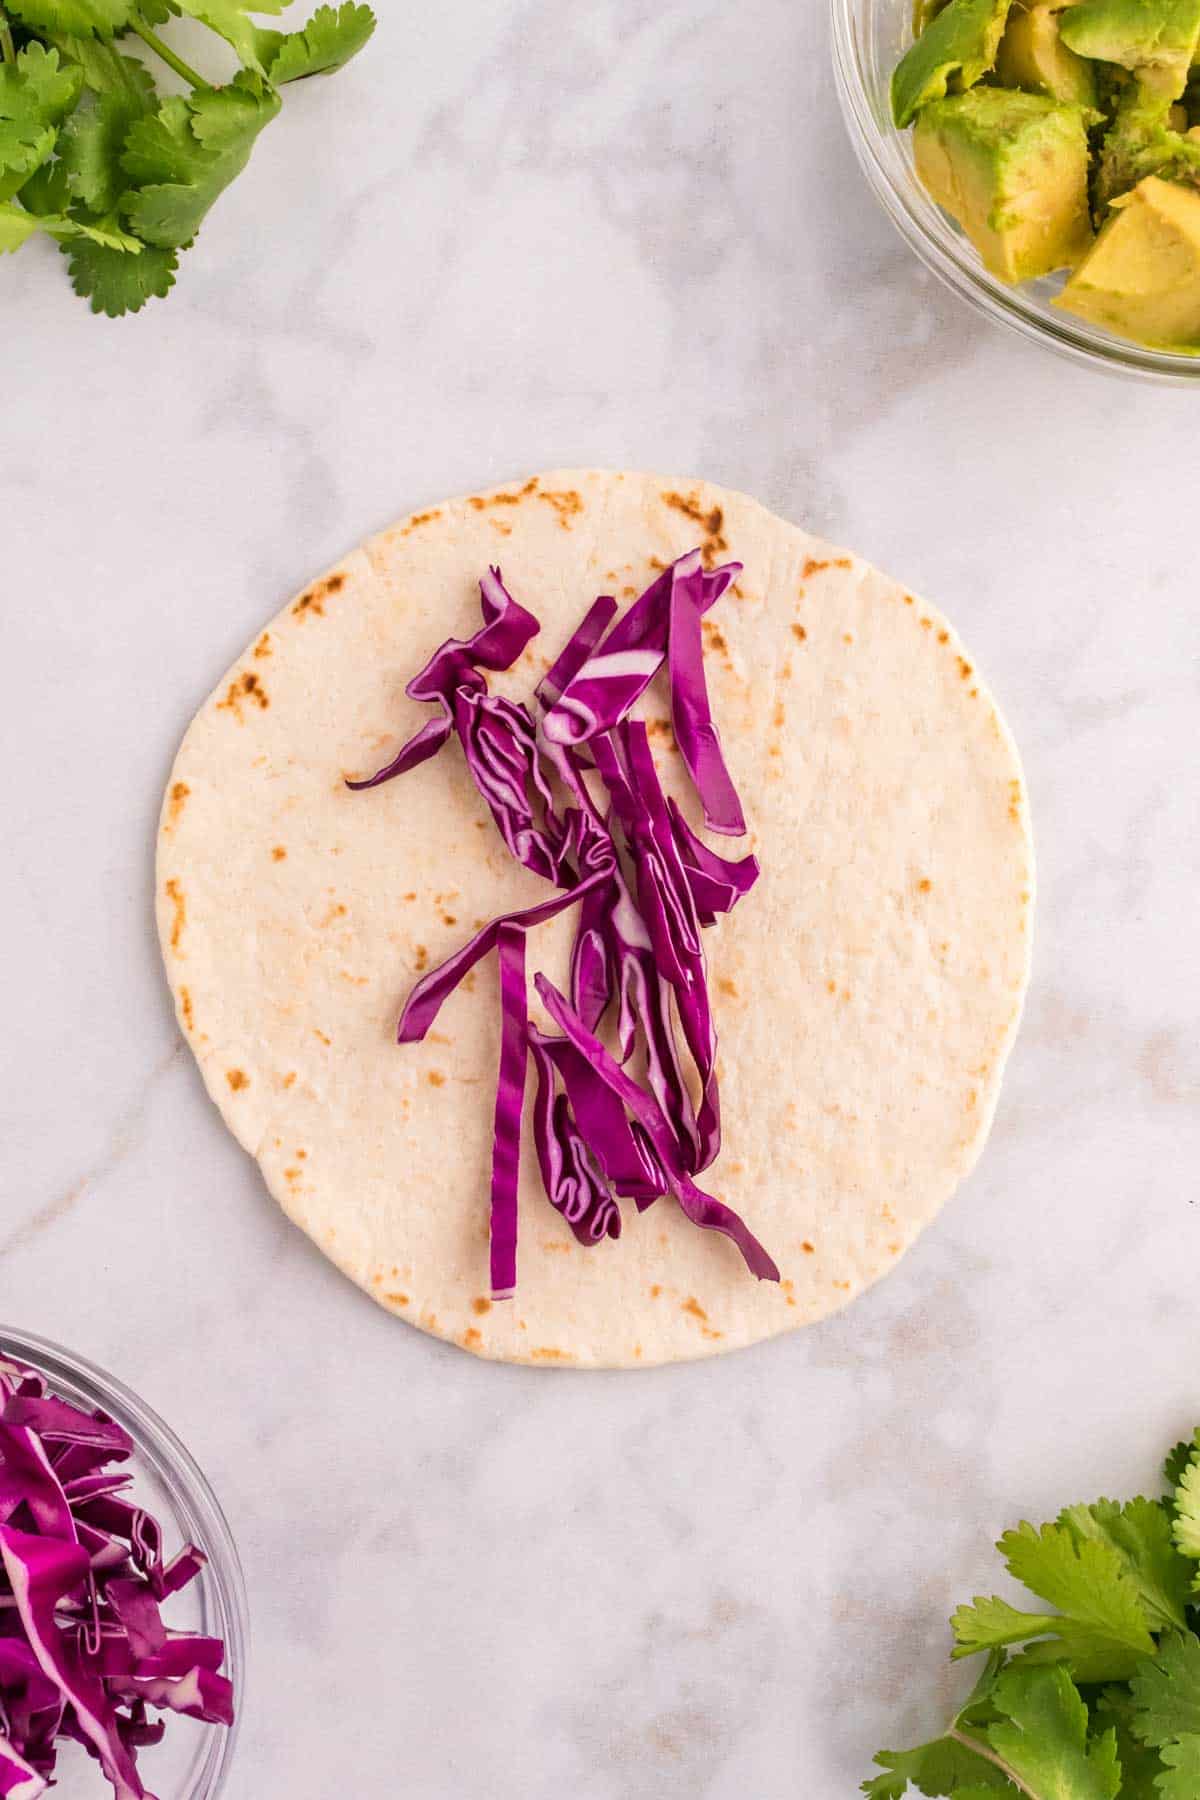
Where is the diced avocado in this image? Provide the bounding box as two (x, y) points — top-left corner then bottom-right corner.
(1059, 0), (1200, 99)
(996, 5), (1099, 103)
(1093, 77), (1200, 207)
(892, 0), (1014, 129)
(1057, 172), (1200, 343)
(914, 87), (1094, 279)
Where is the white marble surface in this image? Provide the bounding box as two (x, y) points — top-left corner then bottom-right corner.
(4, 2), (1200, 1794)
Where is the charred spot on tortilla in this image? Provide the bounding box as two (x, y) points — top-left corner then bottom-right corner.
(164, 780), (190, 834)
(662, 490), (728, 567)
(293, 574), (345, 620)
(217, 671), (269, 719)
(401, 510), (443, 537)
(537, 489), (584, 528)
(469, 479), (539, 511)
(164, 878), (186, 953)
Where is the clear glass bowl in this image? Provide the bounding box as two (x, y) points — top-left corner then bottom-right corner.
(830, 0), (1200, 382)
(0, 1327), (247, 1800)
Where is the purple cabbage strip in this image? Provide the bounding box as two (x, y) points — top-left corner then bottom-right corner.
(0, 1357), (233, 1798)
(1, 1400), (132, 1458)
(104, 1583), (164, 1660)
(619, 722), (722, 1170)
(529, 1035), (621, 1246)
(488, 925), (529, 1299)
(352, 550), (778, 1292)
(666, 551), (747, 836)
(397, 869), (613, 1047)
(451, 689), (569, 884)
(0, 1732), (45, 1800)
(343, 714), (452, 792)
(667, 796), (759, 921)
(535, 594), (618, 711)
(111, 1670), (234, 1727)
(539, 550), (741, 797)
(0, 1527), (145, 1800)
(535, 976), (780, 1282)
(347, 568), (538, 791)
(0, 1426), (77, 1543)
(531, 1030), (665, 1207)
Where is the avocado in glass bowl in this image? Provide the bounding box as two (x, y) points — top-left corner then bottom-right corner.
(832, 0), (1200, 378)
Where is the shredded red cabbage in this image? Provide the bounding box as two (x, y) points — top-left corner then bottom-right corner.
(0, 1356), (233, 1799)
(350, 552), (779, 1297)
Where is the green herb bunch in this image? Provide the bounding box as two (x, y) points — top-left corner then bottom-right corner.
(0, 0), (374, 313)
(865, 1429), (1200, 1797)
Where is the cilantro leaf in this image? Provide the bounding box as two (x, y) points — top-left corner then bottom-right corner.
(1158, 1734), (1200, 1799)
(1171, 1447), (1200, 1578)
(3, 39), (81, 126)
(18, 112), (142, 251)
(169, 0), (286, 73)
(59, 77), (153, 214)
(952, 1521), (1158, 1683)
(0, 40), (83, 201)
(863, 1654), (1018, 1796)
(1093, 1688), (1166, 1798)
(63, 234), (177, 313)
(120, 75), (280, 249)
(16, 149), (70, 212)
(55, 208), (140, 247)
(256, 3), (376, 83)
(863, 1742), (1016, 1796)
(4, 0), (373, 311)
(953, 1596), (1075, 1658)
(5, 0), (133, 38)
(987, 1666), (1121, 1800)
(1058, 1498), (1190, 1632)
(1164, 1439), (1196, 1497)
(54, 36), (156, 104)
(952, 1600), (1150, 1686)
(1129, 1632), (1200, 1749)
(1002, 1522), (1155, 1678)
(0, 193), (140, 253)
(0, 199), (41, 251)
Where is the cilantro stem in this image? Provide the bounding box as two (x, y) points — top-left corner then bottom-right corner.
(0, 9), (16, 65)
(128, 18), (209, 90)
(948, 1728), (1040, 1798)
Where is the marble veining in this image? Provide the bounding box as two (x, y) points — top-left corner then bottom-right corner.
(3, 1), (1199, 1794)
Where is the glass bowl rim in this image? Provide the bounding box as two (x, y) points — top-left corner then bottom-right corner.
(828, 0), (1200, 384)
(0, 1324), (247, 1800)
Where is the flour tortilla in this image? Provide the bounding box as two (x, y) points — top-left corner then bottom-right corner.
(157, 471), (1033, 1368)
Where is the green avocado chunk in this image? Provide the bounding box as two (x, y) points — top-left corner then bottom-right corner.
(914, 86), (1094, 278)
(1059, 0), (1200, 98)
(996, 4), (1099, 103)
(1057, 171), (1200, 342)
(892, 0), (1014, 129)
(1094, 76), (1200, 207)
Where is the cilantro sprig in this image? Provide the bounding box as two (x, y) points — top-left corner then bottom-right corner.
(0, 0), (374, 312)
(865, 1430), (1200, 1797)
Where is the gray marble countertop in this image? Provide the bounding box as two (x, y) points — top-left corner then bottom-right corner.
(4, 2), (1199, 1794)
